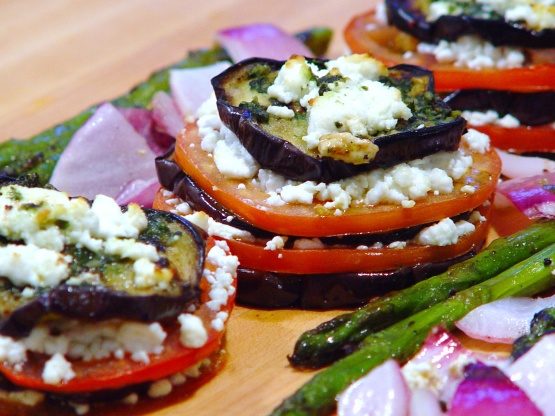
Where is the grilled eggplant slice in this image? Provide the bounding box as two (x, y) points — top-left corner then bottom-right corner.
(444, 89), (555, 126)
(385, 0), (555, 48)
(213, 57), (465, 182)
(0, 177), (205, 337)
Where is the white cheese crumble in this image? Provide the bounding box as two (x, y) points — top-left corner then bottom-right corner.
(414, 218), (475, 246)
(178, 314), (208, 348)
(303, 80), (412, 149)
(42, 353), (75, 385)
(267, 105), (295, 118)
(0, 244), (71, 288)
(461, 128), (491, 153)
(462, 109), (521, 128)
(203, 240), (239, 319)
(22, 320), (167, 364)
(416, 35), (525, 70)
(265, 236), (288, 250)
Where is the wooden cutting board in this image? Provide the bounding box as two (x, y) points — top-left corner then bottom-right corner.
(0, 1), (391, 415)
(2, 1), (528, 415)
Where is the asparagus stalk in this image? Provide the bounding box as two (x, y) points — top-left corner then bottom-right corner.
(290, 219), (555, 369)
(270, 240), (555, 416)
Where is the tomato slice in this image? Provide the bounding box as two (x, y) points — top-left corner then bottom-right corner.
(154, 191), (490, 274)
(0, 237), (236, 394)
(343, 8), (555, 93)
(215, 215), (488, 274)
(469, 124), (555, 153)
(173, 123), (501, 237)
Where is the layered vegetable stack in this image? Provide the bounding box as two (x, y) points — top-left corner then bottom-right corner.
(344, 0), (555, 153)
(155, 53), (501, 309)
(0, 176), (238, 414)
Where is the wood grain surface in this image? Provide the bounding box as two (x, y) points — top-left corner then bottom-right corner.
(0, 1), (381, 415)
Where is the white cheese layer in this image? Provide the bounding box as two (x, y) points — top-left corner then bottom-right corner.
(416, 35), (525, 70)
(196, 99), (484, 211)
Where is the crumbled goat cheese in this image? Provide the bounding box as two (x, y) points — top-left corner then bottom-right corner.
(213, 126), (260, 179)
(265, 236), (288, 250)
(181, 210), (255, 242)
(303, 80), (412, 150)
(42, 353), (75, 385)
(461, 128), (492, 153)
(0, 335), (27, 364)
(0, 244), (71, 288)
(267, 105), (295, 118)
(402, 360), (444, 394)
(178, 314), (208, 348)
(417, 35), (525, 70)
(0, 389), (45, 407)
(204, 240), (239, 313)
(462, 110), (521, 128)
(414, 218), (475, 246)
(69, 402), (90, 415)
(21, 320), (166, 364)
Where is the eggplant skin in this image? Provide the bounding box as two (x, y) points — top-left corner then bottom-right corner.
(444, 89), (555, 126)
(386, 0), (555, 48)
(0, 283), (200, 338)
(236, 246), (480, 310)
(213, 57), (465, 183)
(0, 176), (205, 338)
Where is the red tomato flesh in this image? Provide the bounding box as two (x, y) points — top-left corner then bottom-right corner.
(154, 190), (490, 274)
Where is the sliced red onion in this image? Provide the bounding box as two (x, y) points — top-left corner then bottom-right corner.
(337, 359), (410, 416)
(456, 294), (555, 344)
(496, 172), (555, 219)
(450, 362), (541, 416)
(50, 102), (158, 201)
(115, 177), (160, 207)
(215, 23), (312, 63)
(169, 61), (231, 117)
(507, 333), (555, 415)
(151, 90), (186, 138)
(118, 107), (153, 139)
(118, 105), (174, 155)
(497, 149), (555, 179)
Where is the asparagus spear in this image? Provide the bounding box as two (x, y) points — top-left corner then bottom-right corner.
(270, 239), (555, 416)
(0, 48), (230, 184)
(290, 219), (555, 369)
